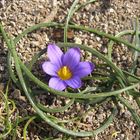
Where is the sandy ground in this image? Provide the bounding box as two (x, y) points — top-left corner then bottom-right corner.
(0, 0), (140, 139)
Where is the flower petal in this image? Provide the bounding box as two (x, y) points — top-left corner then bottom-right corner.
(65, 76), (81, 89)
(47, 44), (63, 67)
(73, 62), (95, 78)
(62, 48), (80, 70)
(42, 61), (59, 76)
(49, 77), (67, 91)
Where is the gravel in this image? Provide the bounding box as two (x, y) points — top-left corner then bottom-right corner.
(0, 0), (140, 139)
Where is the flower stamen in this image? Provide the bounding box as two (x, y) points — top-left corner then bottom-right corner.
(58, 66), (72, 80)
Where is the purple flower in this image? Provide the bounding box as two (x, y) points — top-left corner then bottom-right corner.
(42, 44), (95, 91)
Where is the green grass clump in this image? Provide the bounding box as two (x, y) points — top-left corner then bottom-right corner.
(0, 82), (14, 139)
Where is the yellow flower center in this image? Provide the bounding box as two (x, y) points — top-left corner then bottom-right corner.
(57, 66), (72, 80)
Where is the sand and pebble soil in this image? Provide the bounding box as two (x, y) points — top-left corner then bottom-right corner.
(0, 0), (140, 139)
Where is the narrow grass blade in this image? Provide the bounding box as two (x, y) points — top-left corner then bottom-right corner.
(37, 99), (74, 113)
(23, 116), (37, 140)
(131, 18), (140, 74)
(64, 0), (79, 43)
